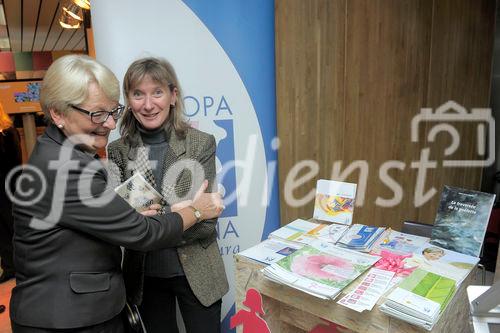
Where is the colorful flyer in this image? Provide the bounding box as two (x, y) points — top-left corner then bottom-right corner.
(313, 180), (357, 225)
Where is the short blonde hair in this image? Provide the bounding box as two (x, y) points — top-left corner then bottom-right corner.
(40, 54), (119, 124)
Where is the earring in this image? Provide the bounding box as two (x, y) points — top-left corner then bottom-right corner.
(58, 124), (64, 129)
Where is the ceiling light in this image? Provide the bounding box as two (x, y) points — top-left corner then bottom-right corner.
(59, 17), (80, 29)
(62, 3), (83, 21)
(59, 11), (81, 29)
(72, 0), (90, 10)
(59, 0), (83, 29)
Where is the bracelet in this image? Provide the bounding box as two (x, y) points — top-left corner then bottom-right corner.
(188, 205), (202, 223)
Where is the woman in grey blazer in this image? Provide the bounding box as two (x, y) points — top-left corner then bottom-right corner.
(108, 57), (229, 333)
(10, 55), (223, 332)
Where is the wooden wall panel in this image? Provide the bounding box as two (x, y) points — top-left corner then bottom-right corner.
(275, 0), (496, 229)
(275, 0), (346, 224)
(22, 0), (40, 51)
(32, 0), (59, 51)
(417, 0), (497, 224)
(4, 0), (22, 52)
(342, 0), (433, 227)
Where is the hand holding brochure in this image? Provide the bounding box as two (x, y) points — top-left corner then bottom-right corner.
(114, 173), (164, 213)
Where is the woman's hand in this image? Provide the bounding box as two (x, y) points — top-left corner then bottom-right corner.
(140, 203), (162, 216)
(191, 180), (224, 220)
(171, 200), (193, 213)
(176, 180), (224, 230)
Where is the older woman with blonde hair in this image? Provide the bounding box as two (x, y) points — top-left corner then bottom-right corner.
(10, 54), (224, 332)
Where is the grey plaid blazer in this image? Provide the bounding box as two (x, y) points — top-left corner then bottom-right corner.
(107, 127), (228, 307)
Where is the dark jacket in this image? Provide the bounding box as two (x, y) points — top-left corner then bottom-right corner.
(108, 127), (228, 307)
(10, 124), (185, 329)
(0, 126), (22, 273)
(0, 126), (22, 185)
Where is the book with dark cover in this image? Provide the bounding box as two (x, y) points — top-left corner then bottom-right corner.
(430, 186), (495, 257)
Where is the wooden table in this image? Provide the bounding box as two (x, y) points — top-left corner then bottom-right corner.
(234, 254), (475, 333)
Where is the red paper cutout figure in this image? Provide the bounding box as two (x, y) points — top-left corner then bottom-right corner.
(230, 288), (271, 333)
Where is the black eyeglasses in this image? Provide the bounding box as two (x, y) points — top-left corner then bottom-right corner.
(70, 104), (125, 124)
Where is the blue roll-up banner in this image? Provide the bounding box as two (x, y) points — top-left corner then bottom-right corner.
(91, 1), (279, 331)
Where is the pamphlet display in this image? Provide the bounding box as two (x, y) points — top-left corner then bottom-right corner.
(237, 180), (486, 331)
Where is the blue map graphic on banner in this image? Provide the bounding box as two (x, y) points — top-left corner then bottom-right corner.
(182, 0), (278, 239)
(214, 119), (238, 218)
(180, 1), (277, 332)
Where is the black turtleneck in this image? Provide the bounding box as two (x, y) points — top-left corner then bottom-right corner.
(139, 124), (185, 278)
(138, 125), (169, 192)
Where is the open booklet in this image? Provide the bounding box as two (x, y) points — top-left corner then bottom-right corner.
(262, 240), (381, 299)
(114, 172), (164, 213)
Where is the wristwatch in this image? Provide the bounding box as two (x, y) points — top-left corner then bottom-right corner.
(188, 205), (202, 223)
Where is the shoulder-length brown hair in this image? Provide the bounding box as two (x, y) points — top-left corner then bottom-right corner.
(120, 57), (189, 145)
